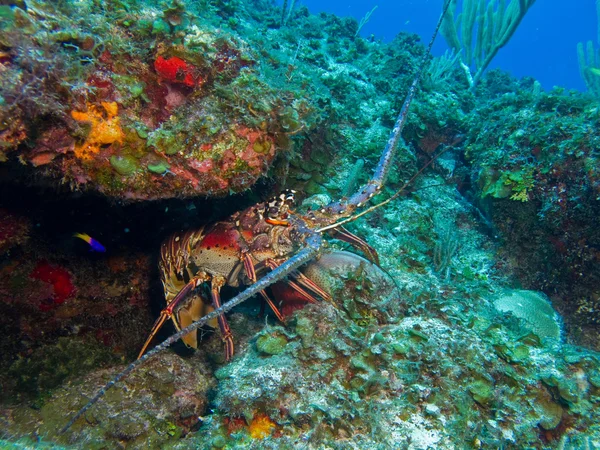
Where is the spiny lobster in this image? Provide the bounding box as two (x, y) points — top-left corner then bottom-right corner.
(62, 0), (452, 433)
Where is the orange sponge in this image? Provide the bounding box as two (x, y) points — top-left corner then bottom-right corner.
(71, 101), (124, 160)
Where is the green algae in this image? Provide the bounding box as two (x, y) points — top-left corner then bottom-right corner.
(6, 337), (117, 398)
(295, 316), (315, 347)
(468, 378), (494, 406)
(152, 18), (171, 35)
(589, 369), (600, 388)
(136, 127), (149, 139)
(110, 154), (139, 176)
(256, 333), (288, 355)
(112, 74), (149, 104)
(0, 6), (14, 26)
(13, 8), (37, 35)
(147, 161), (171, 174)
(147, 129), (186, 156)
(211, 435), (227, 448)
(391, 341), (410, 355)
(252, 138), (271, 154)
(536, 396), (564, 430)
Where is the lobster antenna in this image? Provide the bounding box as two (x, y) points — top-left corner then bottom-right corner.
(317, 148), (448, 232)
(317, 0), (453, 232)
(370, 0), (452, 189)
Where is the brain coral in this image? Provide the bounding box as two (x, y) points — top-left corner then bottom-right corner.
(493, 289), (562, 341)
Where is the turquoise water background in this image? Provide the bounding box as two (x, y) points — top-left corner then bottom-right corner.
(293, 0), (597, 91)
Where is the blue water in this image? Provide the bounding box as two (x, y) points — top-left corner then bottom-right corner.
(290, 0), (597, 92)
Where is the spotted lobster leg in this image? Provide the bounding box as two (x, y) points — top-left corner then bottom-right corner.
(264, 258), (332, 303)
(210, 277), (235, 361)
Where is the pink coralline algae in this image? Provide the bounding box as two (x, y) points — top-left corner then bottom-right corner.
(154, 56), (202, 87)
(29, 261), (76, 311)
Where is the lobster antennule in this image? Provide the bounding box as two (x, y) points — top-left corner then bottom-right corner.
(315, 0), (453, 225)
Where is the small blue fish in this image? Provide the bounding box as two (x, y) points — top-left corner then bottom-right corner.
(74, 233), (106, 252)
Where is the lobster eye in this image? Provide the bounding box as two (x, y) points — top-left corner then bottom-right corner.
(268, 206), (280, 217)
(282, 189), (296, 205)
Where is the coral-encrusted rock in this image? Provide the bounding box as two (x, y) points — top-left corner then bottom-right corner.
(181, 307), (600, 449)
(464, 85), (600, 349)
(0, 209), (30, 254)
(0, 3), (297, 200)
(2, 352), (215, 449)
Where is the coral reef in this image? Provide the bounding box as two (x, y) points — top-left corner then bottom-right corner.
(0, 0), (599, 449)
(463, 77), (600, 350)
(0, 0), (306, 199)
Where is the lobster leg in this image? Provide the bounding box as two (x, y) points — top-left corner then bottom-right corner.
(291, 270), (333, 302)
(328, 226), (380, 265)
(285, 276), (323, 303)
(259, 290), (286, 322)
(137, 277), (205, 359)
(265, 259), (331, 303)
(242, 250), (257, 284)
(242, 251), (286, 323)
(210, 276), (235, 360)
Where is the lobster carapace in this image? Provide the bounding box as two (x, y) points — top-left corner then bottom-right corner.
(142, 189), (333, 361)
